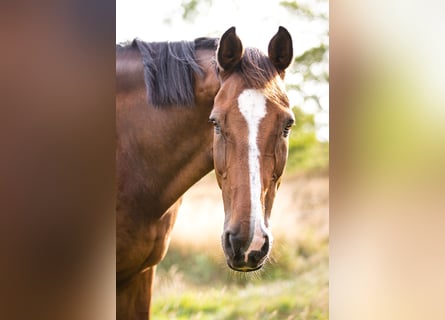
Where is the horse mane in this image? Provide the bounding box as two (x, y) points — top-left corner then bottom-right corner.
(237, 47), (290, 108)
(116, 38), (287, 108)
(127, 37), (218, 107)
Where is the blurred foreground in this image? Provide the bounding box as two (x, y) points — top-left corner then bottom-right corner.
(153, 171), (329, 319)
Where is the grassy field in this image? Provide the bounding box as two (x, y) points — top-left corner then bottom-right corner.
(152, 172), (329, 319)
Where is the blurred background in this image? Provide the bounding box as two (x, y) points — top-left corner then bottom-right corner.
(330, 1), (445, 319)
(117, 0), (329, 318)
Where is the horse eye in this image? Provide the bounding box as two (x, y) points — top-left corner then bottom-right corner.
(209, 118), (221, 134)
(283, 119), (294, 137)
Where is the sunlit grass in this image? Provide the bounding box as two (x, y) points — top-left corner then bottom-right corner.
(153, 235), (328, 319)
(153, 266), (328, 319)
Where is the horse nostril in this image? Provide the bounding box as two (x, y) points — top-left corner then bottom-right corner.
(248, 250), (262, 264)
(224, 231), (235, 258)
(224, 230), (245, 259)
(261, 235), (270, 255)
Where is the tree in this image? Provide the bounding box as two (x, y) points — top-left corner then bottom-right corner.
(281, 0), (329, 173)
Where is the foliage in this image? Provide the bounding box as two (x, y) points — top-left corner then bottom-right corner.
(181, 0), (213, 21)
(280, 0), (329, 173)
(280, 0), (328, 20)
(286, 106), (329, 173)
(293, 44), (329, 83)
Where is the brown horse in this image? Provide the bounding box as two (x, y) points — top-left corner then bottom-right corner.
(116, 26), (293, 319)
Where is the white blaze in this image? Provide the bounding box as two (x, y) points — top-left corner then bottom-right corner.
(237, 89), (272, 256)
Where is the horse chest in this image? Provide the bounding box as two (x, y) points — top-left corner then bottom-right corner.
(117, 202), (179, 276)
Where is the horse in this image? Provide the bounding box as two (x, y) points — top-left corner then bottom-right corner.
(116, 26), (294, 319)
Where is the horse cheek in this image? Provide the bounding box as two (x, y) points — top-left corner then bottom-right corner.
(274, 138), (288, 179)
(213, 135), (226, 188)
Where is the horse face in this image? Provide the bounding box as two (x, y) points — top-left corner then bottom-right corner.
(210, 27), (294, 272)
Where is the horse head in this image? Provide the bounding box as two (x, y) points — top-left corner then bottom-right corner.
(210, 26), (294, 271)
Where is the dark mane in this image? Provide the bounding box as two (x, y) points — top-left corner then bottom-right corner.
(116, 40), (133, 50)
(238, 48), (290, 107)
(127, 37), (217, 107)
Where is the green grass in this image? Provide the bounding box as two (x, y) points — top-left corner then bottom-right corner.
(152, 238), (328, 319)
(153, 264), (328, 319)
(285, 106), (329, 174)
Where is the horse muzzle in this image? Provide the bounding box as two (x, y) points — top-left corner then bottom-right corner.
(222, 230), (271, 272)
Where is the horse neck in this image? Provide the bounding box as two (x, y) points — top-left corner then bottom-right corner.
(152, 103), (215, 213)
(117, 92), (215, 221)
(117, 47), (219, 219)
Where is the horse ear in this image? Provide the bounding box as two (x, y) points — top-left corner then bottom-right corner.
(268, 26), (293, 74)
(217, 26), (244, 72)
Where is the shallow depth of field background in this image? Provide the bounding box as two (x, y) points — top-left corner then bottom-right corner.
(116, 0), (329, 318)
